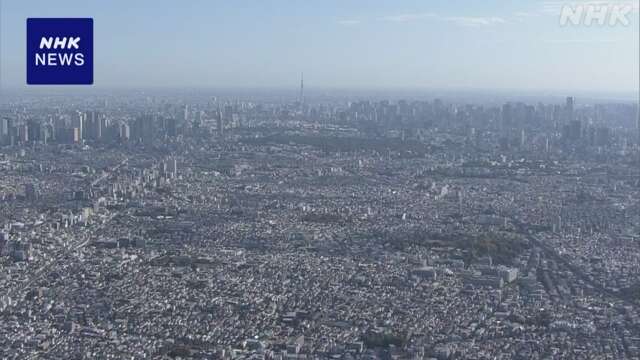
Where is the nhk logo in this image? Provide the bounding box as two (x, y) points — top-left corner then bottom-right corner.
(27, 18), (93, 85)
(36, 37), (85, 66)
(558, 1), (637, 27)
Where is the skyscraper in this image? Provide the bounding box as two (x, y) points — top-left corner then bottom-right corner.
(0, 118), (10, 144)
(563, 119), (582, 141)
(0, 118), (8, 137)
(299, 72), (304, 106)
(119, 122), (130, 141)
(73, 112), (86, 142)
(132, 115), (156, 144)
(86, 111), (104, 141)
(636, 102), (640, 146)
(216, 108), (224, 136)
(566, 97), (574, 123)
(166, 118), (178, 137)
(169, 157), (178, 178)
(27, 119), (41, 142)
(18, 124), (29, 143)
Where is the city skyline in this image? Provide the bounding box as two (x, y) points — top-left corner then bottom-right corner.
(2, 2), (640, 359)
(1, 89), (639, 359)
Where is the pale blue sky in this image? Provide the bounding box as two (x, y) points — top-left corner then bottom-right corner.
(1, 0), (638, 94)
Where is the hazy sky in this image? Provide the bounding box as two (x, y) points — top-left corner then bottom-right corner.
(1, 0), (638, 94)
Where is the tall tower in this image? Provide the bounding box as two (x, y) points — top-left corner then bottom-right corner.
(299, 72), (304, 105)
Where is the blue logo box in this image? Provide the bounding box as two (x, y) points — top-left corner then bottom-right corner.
(27, 18), (93, 85)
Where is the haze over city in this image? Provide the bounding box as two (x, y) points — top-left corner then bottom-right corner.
(1, 0), (639, 96)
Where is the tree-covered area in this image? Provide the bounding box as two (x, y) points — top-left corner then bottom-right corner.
(361, 331), (406, 349)
(367, 229), (529, 266)
(242, 134), (433, 156)
(460, 231), (529, 266)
